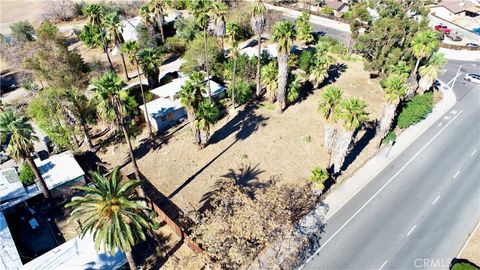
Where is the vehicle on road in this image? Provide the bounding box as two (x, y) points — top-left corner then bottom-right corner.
(446, 31), (463, 41)
(464, 74), (480, 84)
(466, 43), (480, 48)
(434, 24), (451, 34)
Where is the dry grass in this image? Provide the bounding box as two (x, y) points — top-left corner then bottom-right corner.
(96, 59), (387, 213)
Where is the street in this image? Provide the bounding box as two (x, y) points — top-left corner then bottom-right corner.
(302, 61), (480, 269)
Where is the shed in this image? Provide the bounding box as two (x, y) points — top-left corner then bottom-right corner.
(139, 97), (187, 131)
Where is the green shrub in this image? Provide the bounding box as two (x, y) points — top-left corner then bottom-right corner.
(299, 50), (314, 72)
(451, 261), (479, 270)
(174, 16), (200, 42)
(10, 21), (35, 43)
(397, 93), (433, 129)
(321, 7), (335, 16)
(308, 167), (329, 191)
(228, 80), (253, 105)
(317, 36), (347, 56)
(382, 131), (396, 145)
(343, 10), (353, 20)
(164, 36), (187, 54)
(19, 163), (35, 186)
(223, 54), (257, 81)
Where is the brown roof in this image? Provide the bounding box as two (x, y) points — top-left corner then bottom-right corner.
(325, 0), (347, 11)
(436, 0), (479, 14)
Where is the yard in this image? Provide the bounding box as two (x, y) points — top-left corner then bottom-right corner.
(95, 59), (387, 213)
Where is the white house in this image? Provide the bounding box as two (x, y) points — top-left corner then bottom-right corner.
(430, 0), (480, 21)
(139, 77), (225, 131)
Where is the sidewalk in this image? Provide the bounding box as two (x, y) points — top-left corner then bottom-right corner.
(323, 82), (457, 220)
(457, 222), (480, 266)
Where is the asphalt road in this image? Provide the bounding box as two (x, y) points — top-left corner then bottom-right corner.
(439, 60), (479, 101)
(302, 67), (480, 269)
(280, 14), (351, 45)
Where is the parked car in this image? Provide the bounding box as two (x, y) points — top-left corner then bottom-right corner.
(466, 43), (480, 48)
(446, 31), (463, 41)
(434, 24), (451, 34)
(464, 74), (480, 84)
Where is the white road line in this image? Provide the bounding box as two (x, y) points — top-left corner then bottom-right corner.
(378, 260), (388, 270)
(438, 122), (443, 127)
(407, 225), (417, 237)
(453, 170), (460, 179)
(450, 110), (458, 114)
(471, 149), (477, 156)
(432, 195), (440, 205)
(443, 116), (451, 120)
(298, 110), (464, 269)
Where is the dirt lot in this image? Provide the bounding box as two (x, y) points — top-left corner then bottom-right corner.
(96, 59), (387, 213)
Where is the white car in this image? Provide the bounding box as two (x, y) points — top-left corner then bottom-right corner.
(464, 73), (480, 84)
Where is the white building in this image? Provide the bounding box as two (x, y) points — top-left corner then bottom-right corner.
(430, 0), (480, 21)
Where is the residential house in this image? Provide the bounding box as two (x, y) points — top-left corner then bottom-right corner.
(430, 0), (480, 21)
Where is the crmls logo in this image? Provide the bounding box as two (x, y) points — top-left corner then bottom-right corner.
(414, 258), (450, 269)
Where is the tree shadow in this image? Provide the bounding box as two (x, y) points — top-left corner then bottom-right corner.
(167, 103), (268, 199)
(320, 63), (348, 87)
(340, 125), (377, 172)
(162, 54), (180, 65)
(240, 36), (269, 50)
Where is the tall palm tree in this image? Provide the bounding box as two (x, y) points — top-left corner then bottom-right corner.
(377, 73), (407, 141)
(195, 99), (219, 148)
(148, 0), (167, 43)
(418, 52), (446, 94)
(272, 21), (296, 112)
(331, 97), (368, 174)
(318, 86), (343, 164)
(138, 48), (162, 89)
(310, 41), (334, 88)
(261, 61), (278, 102)
(226, 21), (240, 109)
(83, 3), (114, 71)
(66, 167), (152, 270)
(190, 0), (213, 99)
(139, 5), (157, 40)
(0, 110), (51, 199)
(121, 41), (156, 143)
(211, 1), (227, 51)
(178, 71), (205, 146)
(408, 30), (440, 97)
(90, 72), (143, 193)
(250, 0), (267, 98)
(63, 88), (94, 150)
(104, 12), (129, 80)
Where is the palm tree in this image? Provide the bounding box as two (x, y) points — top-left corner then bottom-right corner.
(318, 86), (343, 164)
(121, 41), (156, 143)
(0, 110), (51, 199)
(211, 0), (227, 51)
(408, 30), (440, 97)
(226, 21), (240, 109)
(418, 52), (446, 94)
(104, 12), (129, 80)
(310, 41), (334, 88)
(83, 4), (114, 71)
(139, 5), (157, 40)
(148, 0), (167, 43)
(377, 73), (407, 141)
(90, 72), (143, 192)
(272, 21), (296, 112)
(261, 61), (278, 102)
(195, 99), (219, 148)
(296, 12), (314, 45)
(190, 0), (213, 99)
(250, 0), (267, 97)
(66, 167), (152, 270)
(178, 71), (205, 146)
(138, 48), (162, 89)
(331, 97), (368, 174)
(63, 88), (94, 150)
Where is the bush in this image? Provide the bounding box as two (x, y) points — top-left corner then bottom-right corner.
(321, 7), (335, 16)
(397, 93), (433, 129)
(299, 50), (314, 72)
(10, 21), (35, 43)
(223, 53), (257, 81)
(381, 131), (396, 145)
(308, 167), (329, 191)
(164, 36), (187, 54)
(317, 36), (347, 56)
(19, 163), (35, 186)
(228, 80), (253, 105)
(451, 261), (479, 270)
(174, 16), (200, 42)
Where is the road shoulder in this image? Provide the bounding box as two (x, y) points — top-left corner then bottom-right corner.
(457, 222), (480, 267)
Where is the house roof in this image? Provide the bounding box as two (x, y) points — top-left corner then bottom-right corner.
(35, 151), (85, 190)
(0, 168), (26, 203)
(0, 211), (23, 270)
(22, 232), (126, 270)
(150, 77), (189, 99)
(434, 0), (479, 14)
(325, 0), (347, 11)
(240, 43), (278, 58)
(139, 97), (184, 118)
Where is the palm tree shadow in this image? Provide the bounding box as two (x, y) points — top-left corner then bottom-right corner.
(197, 163), (270, 214)
(321, 63), (348, 87)
(339, 124), (377, 173)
